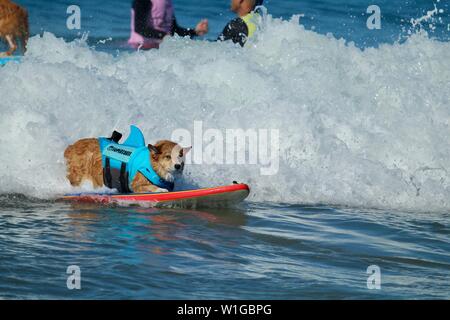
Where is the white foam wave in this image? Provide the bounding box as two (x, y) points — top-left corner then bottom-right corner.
(0, 15), (449, 212)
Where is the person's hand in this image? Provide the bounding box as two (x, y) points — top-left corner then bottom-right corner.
(195, 19), (209, 36)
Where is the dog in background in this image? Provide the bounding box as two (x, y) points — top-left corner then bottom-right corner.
(0, 0), (29, 56)
(64, 136), (191, 193)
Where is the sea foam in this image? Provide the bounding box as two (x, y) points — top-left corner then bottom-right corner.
(0, 15), (449, 212)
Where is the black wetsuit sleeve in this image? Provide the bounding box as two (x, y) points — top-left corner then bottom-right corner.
(133, 0), (166, 39)
(171, 17), (197, 38)
(217, 17), (248, 47)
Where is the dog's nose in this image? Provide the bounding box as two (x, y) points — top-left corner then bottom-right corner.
(175, 164), (181, 170)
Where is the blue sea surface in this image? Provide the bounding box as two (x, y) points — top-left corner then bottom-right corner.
(0, 195), (449, 299)
(12, 0), (450, 48)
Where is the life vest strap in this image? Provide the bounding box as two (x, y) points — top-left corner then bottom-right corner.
(104, 157), (113, 188)
(119, 162), (131, 193)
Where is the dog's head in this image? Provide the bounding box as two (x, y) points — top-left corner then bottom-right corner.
(148, 140), (191, 182)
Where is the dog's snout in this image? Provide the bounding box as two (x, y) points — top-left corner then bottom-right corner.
(175, 164), (182, 170)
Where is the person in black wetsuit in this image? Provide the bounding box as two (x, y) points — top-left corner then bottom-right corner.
(218, 0), (263, 47)
(128, 0), (208, 49)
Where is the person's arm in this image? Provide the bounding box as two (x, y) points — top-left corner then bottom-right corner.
(133, 0), (166, 39)
(217, 18), (248, 47)
(171, 17), (198, 38)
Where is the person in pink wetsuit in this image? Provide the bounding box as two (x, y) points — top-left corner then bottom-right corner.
(128, 0), (208, 49)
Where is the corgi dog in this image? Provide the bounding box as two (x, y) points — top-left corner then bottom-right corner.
(0, 0), (29, 56)
(64, 128), (191, 193)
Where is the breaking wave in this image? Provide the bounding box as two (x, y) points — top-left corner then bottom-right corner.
(0, 15), (449, 212)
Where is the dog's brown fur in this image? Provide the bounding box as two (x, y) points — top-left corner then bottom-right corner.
(64, 138), (186, 193)
(0, 0), (29, 56)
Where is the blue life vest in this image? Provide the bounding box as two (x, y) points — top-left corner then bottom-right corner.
(98, 125), (174, 193)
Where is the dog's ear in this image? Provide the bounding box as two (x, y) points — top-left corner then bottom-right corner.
(181, 146), (192, 157)
(148, 144), (160, 154)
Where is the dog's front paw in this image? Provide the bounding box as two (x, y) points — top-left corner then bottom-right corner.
(155, 188), (169, 193)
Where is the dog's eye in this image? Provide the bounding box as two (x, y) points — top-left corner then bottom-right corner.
(165, 155), (171, 160)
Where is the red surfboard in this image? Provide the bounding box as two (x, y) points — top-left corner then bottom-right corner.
(62, 183), (250, 208)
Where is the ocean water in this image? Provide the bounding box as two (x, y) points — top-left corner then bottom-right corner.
(0, 0), (449, 299)
(7, 0), (450, 48)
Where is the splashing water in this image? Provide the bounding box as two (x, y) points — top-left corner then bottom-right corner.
(409, 0), (445, 33)
(0, 15), (449, 212)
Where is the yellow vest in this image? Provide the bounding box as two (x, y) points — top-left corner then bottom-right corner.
(241, 12), (260, 39)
